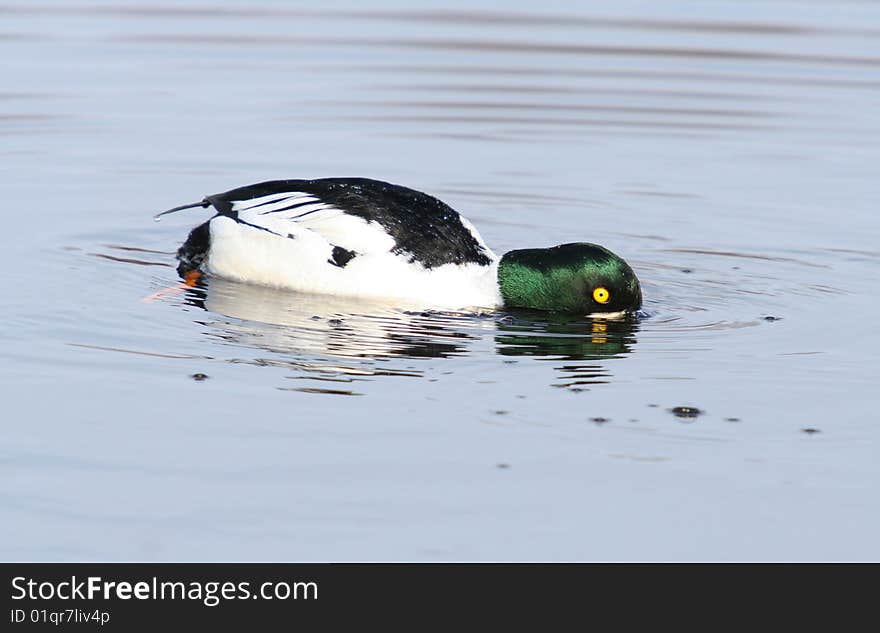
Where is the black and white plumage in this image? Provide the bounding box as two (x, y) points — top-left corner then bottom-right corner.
(174, 178), (503, 309)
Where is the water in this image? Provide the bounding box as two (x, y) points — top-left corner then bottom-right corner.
(3, 0), (879, 561)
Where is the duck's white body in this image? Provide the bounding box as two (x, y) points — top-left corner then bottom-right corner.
(176, 180), (505, 311)
(206, 215), (503, 310)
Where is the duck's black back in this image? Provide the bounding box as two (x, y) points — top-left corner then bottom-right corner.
(204, 177), (493, 269)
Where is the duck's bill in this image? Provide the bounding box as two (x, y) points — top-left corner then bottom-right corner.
(586, 310), (628, 319)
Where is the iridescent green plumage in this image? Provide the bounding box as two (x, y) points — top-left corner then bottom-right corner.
(498, 243), (642, 314)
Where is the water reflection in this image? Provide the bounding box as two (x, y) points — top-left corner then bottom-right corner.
(173, 275), (638, 391)
(496, 312), (637, 359)
(182, 276), (484, 360)
(496, 312), (639, 391)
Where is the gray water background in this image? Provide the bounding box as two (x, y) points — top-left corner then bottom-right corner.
(2, 0), (878, 560)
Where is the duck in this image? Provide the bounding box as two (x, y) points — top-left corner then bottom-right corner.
(158, 177), (642, 316)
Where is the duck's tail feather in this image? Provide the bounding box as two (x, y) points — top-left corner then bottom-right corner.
(154, 199), (210, 221)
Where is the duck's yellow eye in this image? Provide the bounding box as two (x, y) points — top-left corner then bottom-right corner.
(593, 287), (610, 304)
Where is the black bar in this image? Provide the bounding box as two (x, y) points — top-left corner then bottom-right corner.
(1, 563), (874, 628)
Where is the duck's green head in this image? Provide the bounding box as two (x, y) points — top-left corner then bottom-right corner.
(498, 243), (642, 315)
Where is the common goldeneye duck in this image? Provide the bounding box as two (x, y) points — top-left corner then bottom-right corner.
(159, 177), (642, 316)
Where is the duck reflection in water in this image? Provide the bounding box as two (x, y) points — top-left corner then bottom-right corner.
(176, 276), (638, 389)
(495, 312), (639, 390)
(180, 276), (483, 362)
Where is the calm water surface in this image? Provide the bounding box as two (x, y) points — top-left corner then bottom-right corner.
(2, 0), (879, 560)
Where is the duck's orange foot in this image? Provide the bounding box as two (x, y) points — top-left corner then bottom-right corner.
(183, 270), (202, 287)
(141, 270), (202, 303)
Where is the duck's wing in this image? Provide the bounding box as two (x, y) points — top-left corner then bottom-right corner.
(205, 178), (496, 268)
